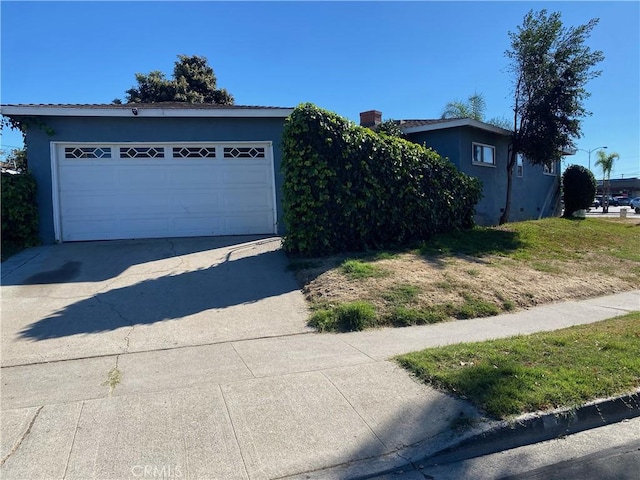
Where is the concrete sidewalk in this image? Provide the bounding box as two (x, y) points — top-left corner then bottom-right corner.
(1, 290), (639, 479)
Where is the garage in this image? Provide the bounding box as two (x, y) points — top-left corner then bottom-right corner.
(0, 103), (293, 243)
(53, 142), (277, 241)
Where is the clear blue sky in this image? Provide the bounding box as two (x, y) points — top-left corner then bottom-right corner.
(1, 1), (638, 178)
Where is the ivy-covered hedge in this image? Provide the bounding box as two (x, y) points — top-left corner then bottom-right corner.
(1, 172), (39, 248)
(281, 103), (482, 255)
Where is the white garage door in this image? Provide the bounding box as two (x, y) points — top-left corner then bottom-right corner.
(54, 142), (277, 241)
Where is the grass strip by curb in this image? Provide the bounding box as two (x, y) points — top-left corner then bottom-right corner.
(396, 312), (640, 419)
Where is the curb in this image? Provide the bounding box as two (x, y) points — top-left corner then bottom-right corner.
(405, 391), (639, 476)
(350, 391), (640, 479)
(420, 390), (640, 467)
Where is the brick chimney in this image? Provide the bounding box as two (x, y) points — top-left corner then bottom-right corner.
(360, 110), (382, 128)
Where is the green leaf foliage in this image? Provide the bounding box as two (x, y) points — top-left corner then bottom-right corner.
(281, 103), (483, 256)
(500, 9), (603, 224)
(508, 10), (604, 166)
(375, 119), (405, 138)
(1, 172), (39, 248)
(441, 93), (486, 121)
(121, 55), (234, 105)
(562, 164), (596, 217)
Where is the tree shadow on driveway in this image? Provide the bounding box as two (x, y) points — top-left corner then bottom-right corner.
(2, 235), (275, 286)
(19, 249), (299, 340)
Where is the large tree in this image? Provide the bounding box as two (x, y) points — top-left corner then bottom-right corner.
(499, 10), (604, 224)
(594, 150), (619, 213)
(116, 55), (234, 105)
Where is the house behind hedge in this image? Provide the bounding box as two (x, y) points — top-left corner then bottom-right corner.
(0, 102), (564, 245)
(361, 110), (563, 226)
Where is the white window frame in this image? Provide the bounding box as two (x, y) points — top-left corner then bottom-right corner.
(516, 154), (524, 177)
(472, 142), (496, 167)
(543, 161), (557, 176)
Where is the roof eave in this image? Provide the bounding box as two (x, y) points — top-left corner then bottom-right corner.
(0, 105), (294, 118)
(401, 118), (512, 136)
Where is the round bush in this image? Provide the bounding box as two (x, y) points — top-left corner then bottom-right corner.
(562, 165), (596, 217)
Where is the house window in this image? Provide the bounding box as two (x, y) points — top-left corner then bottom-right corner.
(543, 162), (557, 175)
(517, 154), (523, 177)
(472, 142), (495, 166)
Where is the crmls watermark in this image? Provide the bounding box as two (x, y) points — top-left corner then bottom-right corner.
(131, 464), (183, 478)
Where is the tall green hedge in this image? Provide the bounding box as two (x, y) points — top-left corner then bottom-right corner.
(281, 103), (482, 255)
(1, 172), (39, 248)
(562, 164), (596, 217)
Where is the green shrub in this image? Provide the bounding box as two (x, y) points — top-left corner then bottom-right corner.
(562, 165), (596, 217)
(376, 119), (404, 138)
(1, 172), (39, 249)
(281, 103), (483, 256)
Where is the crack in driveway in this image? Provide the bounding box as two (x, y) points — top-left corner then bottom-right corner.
(0, 406), (43, 466)
(93, 295), (136, 353)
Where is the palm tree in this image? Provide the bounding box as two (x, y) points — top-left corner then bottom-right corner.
(441, 93), (511, 130)
(441, 93), (486, 121)
(594, 150), (619, 213)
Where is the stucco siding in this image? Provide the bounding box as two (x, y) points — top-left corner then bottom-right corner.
(21, 115), (287, 243)
(406, 126), (560, 226)
(406, 129), (462, 168)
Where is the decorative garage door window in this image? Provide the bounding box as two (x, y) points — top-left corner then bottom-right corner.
(120, 147), (165, 158)
(64, 147), (112, 158)
(62, 145), (268, 161)
(223, 146), (265, 158)
(172, 147), (217, 158)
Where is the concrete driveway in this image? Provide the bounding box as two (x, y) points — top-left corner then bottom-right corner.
(2, 236), (479, 479)
(3, 238), (639, 479)
(1, 236), (311, 367)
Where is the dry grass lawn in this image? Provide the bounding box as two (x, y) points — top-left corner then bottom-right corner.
(290, 217), (640, 331)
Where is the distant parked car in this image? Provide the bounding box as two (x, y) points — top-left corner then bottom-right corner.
(630, 197), (640, 213)
(593, 195), (619, 207)
(599, 196), (619, 207)
(615, 197), (631, 207)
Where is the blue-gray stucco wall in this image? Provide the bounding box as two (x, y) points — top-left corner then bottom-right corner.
(21, 115), (288, 244)
(406, 127), (560, 225)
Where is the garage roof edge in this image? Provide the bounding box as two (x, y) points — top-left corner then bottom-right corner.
(0, 103), (295, 118)
(400, 118), (513, 136)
